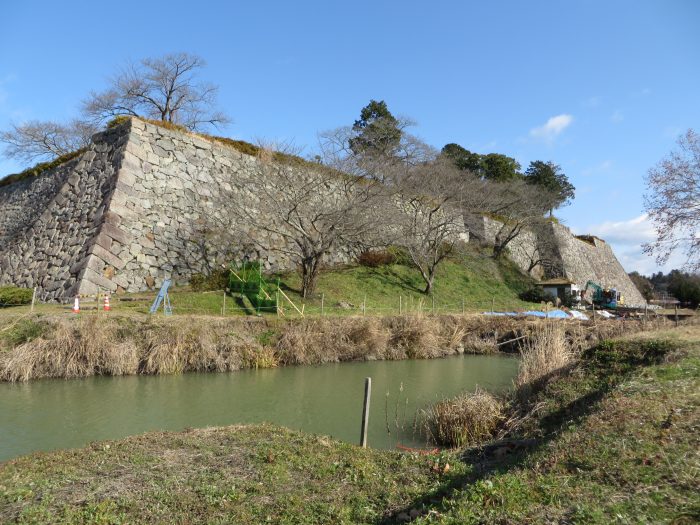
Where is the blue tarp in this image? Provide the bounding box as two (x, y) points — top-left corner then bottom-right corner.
(545, 309), (570, 318)
(484, 309), (575, 319)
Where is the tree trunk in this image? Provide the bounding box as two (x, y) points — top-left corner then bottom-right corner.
(300, 256), (321, 298)
(424, 266), (437, 295)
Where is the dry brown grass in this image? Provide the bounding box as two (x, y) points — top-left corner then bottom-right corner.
(514, 321), (574, 398)
(420, 387), (505, 447)
(0, 313), (669, 382)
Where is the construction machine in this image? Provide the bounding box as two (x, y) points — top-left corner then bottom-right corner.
(583, 280), (623, 309)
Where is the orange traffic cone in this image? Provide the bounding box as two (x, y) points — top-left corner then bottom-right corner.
(72, 295), (80, 314)
(104, 294), (111, 312)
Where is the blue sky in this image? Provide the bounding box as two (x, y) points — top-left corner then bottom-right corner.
(1, 1), (698, 274)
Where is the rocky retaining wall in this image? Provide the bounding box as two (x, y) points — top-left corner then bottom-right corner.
(0, 126), (128, 301)
(0, 117), (643, 304)
(463, 214), (645, 306)
(0, 119), (355, 299)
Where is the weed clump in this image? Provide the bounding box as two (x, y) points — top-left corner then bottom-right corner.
(514, 321), (573, 400)
(357, 250), (396, 268)
(189, 268), (230, 291)
(420, 387), (504, 447)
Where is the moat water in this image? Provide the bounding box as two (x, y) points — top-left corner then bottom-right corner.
(0, 354), (518, 461)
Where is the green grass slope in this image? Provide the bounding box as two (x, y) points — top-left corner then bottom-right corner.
(111, 248), (536, 317)
(1, 247), (538, 317)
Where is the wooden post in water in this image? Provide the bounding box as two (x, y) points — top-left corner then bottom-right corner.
(30, 287), (37, 313)
(360, 377), (371, 448)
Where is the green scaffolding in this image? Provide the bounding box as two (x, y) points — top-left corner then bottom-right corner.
(228, 261), (278, 314)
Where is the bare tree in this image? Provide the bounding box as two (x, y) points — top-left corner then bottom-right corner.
(2, 53), (229, 165)
(208, 143), (383, 297)
(317, 119), (432, 182)
(520, 218), (561, 276)
(0, 119), (96, 163)
(83, 52), (229, 131)
(643, 129), (700, 271)
(387, 157), (469, 295)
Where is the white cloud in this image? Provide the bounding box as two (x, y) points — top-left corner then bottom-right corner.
(610, 110), (624, 123)
(529, 114), (574, 143)
(583, 214), (655, 245)
(574, 214), (686, 274)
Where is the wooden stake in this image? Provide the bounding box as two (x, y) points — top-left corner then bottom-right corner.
(30, 287), (37, 313)
(321, 293), (325, 316)
(360, 377), (371, 448)
(675, 304), (679, 327)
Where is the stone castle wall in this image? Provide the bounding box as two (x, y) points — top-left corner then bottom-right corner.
(0, 117), (644, 305)
(462, 214), (645, 305)
(0, 126), (128, 300)
(0, 119), (354, 299)
(463, 214), (542, 278)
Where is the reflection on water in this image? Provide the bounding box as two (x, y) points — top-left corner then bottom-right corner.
(0, 354), (517, 461)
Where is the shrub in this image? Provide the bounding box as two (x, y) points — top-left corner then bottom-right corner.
(0, 287), (33, 307)
(357, 250), (396, 267)
(420, 387), (504, 447)
(189, 268), (230, 292)
(518, 286), (548, 303)
(386, 246), (412, 266)
(106, 115), (132, 129)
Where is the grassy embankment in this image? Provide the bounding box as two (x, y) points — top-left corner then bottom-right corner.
(0, 249), (538, 318)
(1, 324), (697, 523)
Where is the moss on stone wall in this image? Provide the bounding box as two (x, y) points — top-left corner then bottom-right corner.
(0, 150), (85, 189)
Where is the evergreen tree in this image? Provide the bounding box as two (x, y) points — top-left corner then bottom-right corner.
(524, 160), (575, 214)
(481, 153), (522, 181)
(349, 100), (402, 157)
(441, 143), (483, 175)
